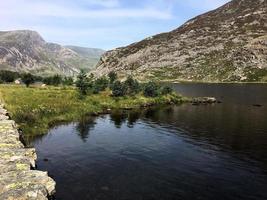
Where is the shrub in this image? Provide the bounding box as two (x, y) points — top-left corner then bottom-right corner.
(63, 77), (74, 86)
(111, 81), (126, 97)
(76, 70), (92, 95)
(21, 73), (35, 87)
(92, 77), (109, 94)
(43, 77), (52, 85)
(108, 71), (117, 84)
(161, 85), (173, 95)
(51, 75), (62, 86)
(0, 70), (19, 83)
(124, 76), (140, 95)
(43, 75), (62, 86)
(33, 75), (43, 82)
(143, 81), (160, 97)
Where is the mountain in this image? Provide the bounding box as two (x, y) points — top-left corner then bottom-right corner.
(94, 0), (267, 82)
(65, 45), (105, 73)
(65, 46), (105, 58)
(0, 30), (105, 76)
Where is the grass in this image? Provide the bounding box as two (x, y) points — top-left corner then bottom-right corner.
(0, 84), (187, 136)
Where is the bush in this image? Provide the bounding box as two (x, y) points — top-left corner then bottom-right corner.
(108, 71), (117, 84)
(51, 75), (62, 86)
(92, 77), (109, 94)
(111, 81), (126, 97)
(63, 77), (74, 86)
(21, 73), (35, 87)
(43, 77), (51, 85)
(33, 75), (43, 82)
(43, 75), (62, 86)
(0, 70), (19, 83)
(76, 70), (92, 95)
(143, 81), (160, 97)
(124, 76), (140, 95)
(161, 85), (173, 95)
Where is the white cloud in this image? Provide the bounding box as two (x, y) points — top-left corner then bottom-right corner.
(0, 0), (230, 49)
(86, 0), (120, 7)
(0, 0), (172, 20)
(85, 0), (120, 8)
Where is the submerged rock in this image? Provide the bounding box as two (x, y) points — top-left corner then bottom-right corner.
(252, 104), (263, 107)
(191, 97), (217, 105)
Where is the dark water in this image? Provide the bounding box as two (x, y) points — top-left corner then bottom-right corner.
(32, 83), (267, 200)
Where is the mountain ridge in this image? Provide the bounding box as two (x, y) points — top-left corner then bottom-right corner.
(0, 30), (105, 76)
(94, 0), (267, 82)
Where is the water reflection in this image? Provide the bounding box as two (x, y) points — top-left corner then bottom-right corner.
(76, 116), (96, 142)
(30, 83), (267, 200)
(127, 110), (141, 127)
(33, 104), (267, 200)
(30, 103), (267, 168)
(110, 111), (127, 128)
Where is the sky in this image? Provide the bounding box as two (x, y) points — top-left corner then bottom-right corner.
(0, 0), (230, 50)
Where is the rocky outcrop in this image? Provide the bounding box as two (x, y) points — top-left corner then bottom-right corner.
(94, 0), (267, 82)
(0, 30), (105, 76)
(191, 97), (218, 105)
(0, 105), (55, 200)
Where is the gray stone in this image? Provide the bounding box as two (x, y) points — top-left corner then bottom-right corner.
(0, 105), (56, 200)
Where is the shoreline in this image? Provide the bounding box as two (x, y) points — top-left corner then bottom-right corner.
(0, 86), (217, 199)
(0, 104), (56, 199)
(0, 85), (189, 138)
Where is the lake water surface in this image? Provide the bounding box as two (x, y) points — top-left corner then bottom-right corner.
(32, 83), (267, 200)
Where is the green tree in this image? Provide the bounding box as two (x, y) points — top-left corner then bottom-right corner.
(108, 71), (117, 84)
(161, 85), (173, 95)
(0, 70), (19, 83)
(22, 73), (35, 87)
(143, 81), (160, 97)
(76, 70), (92, 95)
(43, 75), (62, 86)
(92, 77), (109, 94)
(63, 77), (74, 86)
(43, 76), (53, 85)
(52, 75), (62, 86)
(111, 81), (126, 97)
(124, 76), (140, 95)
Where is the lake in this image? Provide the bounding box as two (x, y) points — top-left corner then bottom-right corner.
(31, 83), (267, 200)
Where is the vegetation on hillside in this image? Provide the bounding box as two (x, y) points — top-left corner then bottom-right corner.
(94, 0), (267, 83)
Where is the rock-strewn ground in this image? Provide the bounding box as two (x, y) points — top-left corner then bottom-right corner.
(0, 105), (55, 200)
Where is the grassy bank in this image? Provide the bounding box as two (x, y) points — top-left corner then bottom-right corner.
(0, 84), (187, 136)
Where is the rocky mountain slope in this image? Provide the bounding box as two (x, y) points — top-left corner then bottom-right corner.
(95, 0), (267, 82)
(65, 45), (105, 73)
(0, 30), (104, 76)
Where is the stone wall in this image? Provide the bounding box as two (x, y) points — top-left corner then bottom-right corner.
(0, 105), (56, 199)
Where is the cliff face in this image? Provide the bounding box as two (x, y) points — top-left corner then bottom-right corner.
(0, 30), (104, 76)
(95, 0), (267, 82)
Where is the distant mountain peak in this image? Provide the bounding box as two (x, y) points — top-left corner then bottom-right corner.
(0, 30), (105, 76)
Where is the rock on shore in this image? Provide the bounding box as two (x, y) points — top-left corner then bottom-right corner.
(0, 105), (56, 200)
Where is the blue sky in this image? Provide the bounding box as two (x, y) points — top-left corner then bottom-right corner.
(1, 0), (230, 50)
